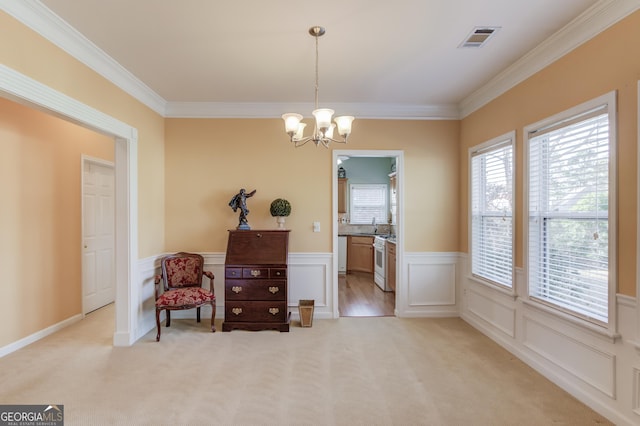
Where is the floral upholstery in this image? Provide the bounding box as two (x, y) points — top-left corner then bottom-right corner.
(156, 287), (215, 308)
(164, 256), (202, 288)
(154, 252), (216, 341)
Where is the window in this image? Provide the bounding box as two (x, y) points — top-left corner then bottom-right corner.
(526, 94), (616, 327)
(470, 132), (514, 288)
(349, 184), (387, 225)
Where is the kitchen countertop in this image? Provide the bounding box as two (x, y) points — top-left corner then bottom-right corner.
(339, 233), (396, 243)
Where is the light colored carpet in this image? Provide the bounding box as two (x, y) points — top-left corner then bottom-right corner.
(0, 304), (611, 425)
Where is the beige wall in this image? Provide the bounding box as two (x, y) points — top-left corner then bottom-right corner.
(0, 11), (166, 346)
(0, 11), (166, 257)
(165, 118), (460, 253)
(460, 11), (640, 296)
(0, 98), (114, 345)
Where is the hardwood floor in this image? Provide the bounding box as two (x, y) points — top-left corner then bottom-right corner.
(338, 271), (395, 317)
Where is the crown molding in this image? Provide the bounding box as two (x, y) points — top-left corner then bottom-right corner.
(3, 0), (638, 120)
(459, 0), (640, 118)
(164, 101), (460, 120)
(0, 0), (167, 116)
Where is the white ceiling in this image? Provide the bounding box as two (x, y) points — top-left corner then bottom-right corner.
(5, 0), (637, 118)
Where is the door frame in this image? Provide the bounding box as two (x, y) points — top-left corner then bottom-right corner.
(0, 64), (139, 346)
(332, 149), (404, 318)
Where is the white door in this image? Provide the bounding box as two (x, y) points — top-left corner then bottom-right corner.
(82, 158), (115, 314)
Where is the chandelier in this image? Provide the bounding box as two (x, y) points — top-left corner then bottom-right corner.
(282, 26), (354, 148)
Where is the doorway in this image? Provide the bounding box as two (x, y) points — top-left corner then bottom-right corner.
(1, 65), (138, 346)
(333, 150), (403, 318)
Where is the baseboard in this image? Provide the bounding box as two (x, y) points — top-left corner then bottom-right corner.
(0, 314), (82, 358)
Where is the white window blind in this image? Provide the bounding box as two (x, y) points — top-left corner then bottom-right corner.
(528, 105), (610, 324)
(350, 184), (387, 225)
(471, 139), (514, 287)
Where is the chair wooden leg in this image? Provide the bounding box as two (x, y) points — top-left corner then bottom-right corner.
(166, 310), (171, 327)
(211, 301), (216, 332)
(155, 309), (162, 342)
(197, 306), (201, 323)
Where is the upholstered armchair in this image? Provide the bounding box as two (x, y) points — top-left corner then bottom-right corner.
(154, 252), (216, 341)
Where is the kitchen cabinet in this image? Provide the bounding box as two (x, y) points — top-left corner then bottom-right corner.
(386, 241), (396, 292)
(338, 178), (347, 214)
(347, 235), (374, 273)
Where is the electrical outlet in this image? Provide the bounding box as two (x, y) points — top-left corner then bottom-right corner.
(313, 221), (320, 232)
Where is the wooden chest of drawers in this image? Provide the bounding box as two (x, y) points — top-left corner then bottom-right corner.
(222, 230), (290, 332)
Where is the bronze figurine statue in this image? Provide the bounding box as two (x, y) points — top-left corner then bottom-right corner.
(229, 188), (256, 230)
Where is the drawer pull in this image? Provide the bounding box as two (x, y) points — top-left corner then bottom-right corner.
(230, 271), (238, 276)
(232, 286), (243, 294)
(275, 271), (281, 276)
(268, 286), (279, 294)
(250, 269), (261, 277)
(268, 308), (280, 315)
(232, 307), (243, 315)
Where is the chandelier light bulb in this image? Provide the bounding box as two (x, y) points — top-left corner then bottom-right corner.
(334, 115), (354, 137)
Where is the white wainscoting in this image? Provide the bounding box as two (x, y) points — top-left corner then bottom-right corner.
(459, 255), (640, 426)
(136, 251), (461, 338)
(135, 252), (334, 340)
(400, 252), (459, 317)
(466, 285), (516, 338)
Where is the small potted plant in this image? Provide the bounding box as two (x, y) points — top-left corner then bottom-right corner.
(270, 198), (292, 229)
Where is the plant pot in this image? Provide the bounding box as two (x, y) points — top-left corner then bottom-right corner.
(276, 216), (286, 229)
(298, 299), (314, 327)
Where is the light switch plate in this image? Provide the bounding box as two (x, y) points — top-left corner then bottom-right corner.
(313, 221), (320, 232)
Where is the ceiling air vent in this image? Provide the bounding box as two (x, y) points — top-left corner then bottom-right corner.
(459, 27), (500, 48)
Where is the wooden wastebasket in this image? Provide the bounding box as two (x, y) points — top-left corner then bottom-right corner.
(299, 299), (315, 327)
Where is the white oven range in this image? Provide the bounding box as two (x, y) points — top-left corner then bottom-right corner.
(373, 236), (391, 291)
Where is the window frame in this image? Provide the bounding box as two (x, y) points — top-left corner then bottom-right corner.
(523, 91), (617, 335)
(348, 183), (388, 225)
(468, 131), (516, 293)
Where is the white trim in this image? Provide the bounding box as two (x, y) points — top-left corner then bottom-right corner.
(0, 63), (139, 347)
(459, 0), (640, 118)
(637, 80), (640, 345)
(0, 314), (82, 358)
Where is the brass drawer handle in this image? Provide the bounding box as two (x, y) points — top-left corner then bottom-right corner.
(268, 308), (279, 315)
(268, 286), (279, 294)
(232, 286), (243, 294)
(232, 307), (243, 315)
(251, 270), (261, 277)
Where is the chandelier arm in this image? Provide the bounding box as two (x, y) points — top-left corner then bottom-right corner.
(292, 136), (314, 147)
(324, 136), (349, 144)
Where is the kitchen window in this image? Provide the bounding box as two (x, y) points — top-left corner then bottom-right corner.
(470, 132), (514, 289)
(349, 184), (387, 225)
(525, 92), (616, 330)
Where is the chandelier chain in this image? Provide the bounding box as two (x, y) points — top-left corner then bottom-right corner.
(314, 32), (319, 111)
